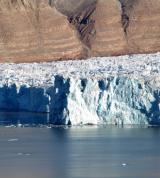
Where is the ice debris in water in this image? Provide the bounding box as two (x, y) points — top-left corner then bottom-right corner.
(8, 138), (19, 142)
(122, 163), (127, 167)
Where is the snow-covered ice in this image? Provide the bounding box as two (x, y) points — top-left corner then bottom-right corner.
(0, 53), (160, 125)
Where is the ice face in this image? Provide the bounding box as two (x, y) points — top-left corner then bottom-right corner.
(0, 53), (159, 125)
(68, 77), (160, 125)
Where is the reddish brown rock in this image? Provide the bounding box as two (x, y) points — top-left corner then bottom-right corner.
(56, 0), (160, 57)
(90, 0), (128, 57)
(0, 0), (160, 62)
(126, 0), (160, 54)
(54, 0), (96, 16)
(0, 0), (86, 62)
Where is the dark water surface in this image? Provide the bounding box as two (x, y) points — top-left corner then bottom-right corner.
(0, 126), (160, 178)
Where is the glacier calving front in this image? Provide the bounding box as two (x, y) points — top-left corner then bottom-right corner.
(0, 53), (160, 125)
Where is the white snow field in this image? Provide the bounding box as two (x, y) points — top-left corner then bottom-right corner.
(0, 53), (160, 125)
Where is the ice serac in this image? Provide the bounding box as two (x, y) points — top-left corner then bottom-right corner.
(0, 0), (85, 62)
(68, 77), (160, 125)
(0, 53), (159, 125)
(126, 0), (160, 54)
(0, 75), (159, 125)
(91, 0), (128, 57)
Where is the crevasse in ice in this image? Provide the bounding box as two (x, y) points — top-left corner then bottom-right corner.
(0, 53), (159, 125)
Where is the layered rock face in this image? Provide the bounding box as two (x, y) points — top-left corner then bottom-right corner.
(0, 0), (85, 62)
(0, 0), (160, 62)
(126, 0), (160, 54)
(91, 0), (128, 56)
(91, 0), (160, 56)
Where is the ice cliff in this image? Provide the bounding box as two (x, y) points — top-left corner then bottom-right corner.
(0, 53), (160, 125)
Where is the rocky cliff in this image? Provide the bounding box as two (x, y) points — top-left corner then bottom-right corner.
(126, 0), (160, 54)
(0, 0), (160, 62)
(0, 0), (86, 62)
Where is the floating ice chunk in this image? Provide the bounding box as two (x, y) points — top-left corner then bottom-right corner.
(122, 163), (127, 167)
(25, 153), (31, 156)
(17, 153), (23, 156)
(17, 153), (31, 156)
(8, 138), (19, 142)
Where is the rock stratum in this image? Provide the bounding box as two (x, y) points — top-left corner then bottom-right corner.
(0, 53), (159, 125)
(0, 0), (160, 62)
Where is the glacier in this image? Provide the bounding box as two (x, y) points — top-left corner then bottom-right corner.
(0, 53), (160, 125)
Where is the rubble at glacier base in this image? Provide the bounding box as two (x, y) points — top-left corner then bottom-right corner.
(0, 53), (160, 125)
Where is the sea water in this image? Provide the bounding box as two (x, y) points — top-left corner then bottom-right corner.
(0, 126), (160, 178)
